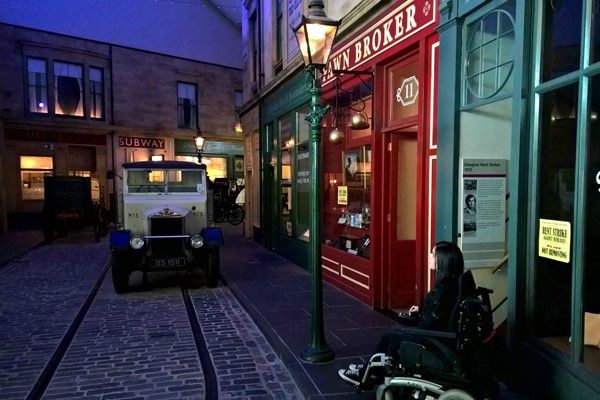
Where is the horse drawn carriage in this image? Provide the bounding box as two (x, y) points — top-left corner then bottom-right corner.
(211, 177), (245, 225)
(41, 176), (108, 243)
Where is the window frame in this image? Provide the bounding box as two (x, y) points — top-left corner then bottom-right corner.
(273, 0), (283, 75)
(527, 0), (600, 373)
(461, 1), (516, 110)
(89, 66), (105, 120)
(20, 155), (54, 200)
(27, 57), (49, 114)
(177, 81), (198, 129)
(53, 60), (85, 118)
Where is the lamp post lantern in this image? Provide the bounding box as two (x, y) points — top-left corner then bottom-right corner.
(293, 0), (339, 364)
(194, 130), (205, 163)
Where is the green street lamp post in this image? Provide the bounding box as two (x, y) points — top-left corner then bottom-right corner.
(293, 0), (339, 364)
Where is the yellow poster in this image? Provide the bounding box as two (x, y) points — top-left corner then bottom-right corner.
(538, 219), (571, 263)
(337, 186), (348, 205)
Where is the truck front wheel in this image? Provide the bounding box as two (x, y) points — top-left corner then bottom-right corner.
(206, 249), (220, 288)
(112, 253), (130, 294)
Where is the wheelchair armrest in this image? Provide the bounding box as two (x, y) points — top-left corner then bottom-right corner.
(400, 327), (457, 340)
(397, 313), (420, 326)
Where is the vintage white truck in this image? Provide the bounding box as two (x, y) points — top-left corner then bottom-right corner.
(109, 160), (223, 293)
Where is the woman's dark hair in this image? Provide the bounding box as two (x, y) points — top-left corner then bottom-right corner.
(434, 241), (464, 283)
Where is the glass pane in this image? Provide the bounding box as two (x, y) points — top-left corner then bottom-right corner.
(498, 35), (514, 64)
(297, 107), (309, 143)
(464, 5), (515, 103)
(90, 67), (104, 119)
(55, 62), (83, 116)
(396, 139), (416, 241)
(203, 156), (227, 180)
(280, 116), (293, 236)
(466, 75), (480, 104)
(390, 61), (419, 120)
(466, 49), (481, 78)
(90, 67), (102, 81)
(482, 40), (498, 70)
(481, 69), (497, 98)
(167, 170), (204, 193)
(21, 171), (52, 200)
(27, 58), (45, 73)
(542, 0), (582, 81)
(28, 59), (48, 114)
(594, 5), (600, 64)
(498, 64), (513, 93)
(296, 143), (309, 242)
(583, 75), (600, 374)
(20, 156), (53, 169)
(178, 82), (195, 99)
(468, 22), (482, 50)
(535, 83), (578, 356)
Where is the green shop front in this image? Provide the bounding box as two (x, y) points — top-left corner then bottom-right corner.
(437, 0), (600, 398)
(259, 73), (313, 267)
(174, 139), (244, 183)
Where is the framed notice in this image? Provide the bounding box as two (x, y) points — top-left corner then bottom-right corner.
(461, 159), (507, 268)
(343, 146), (371, 188)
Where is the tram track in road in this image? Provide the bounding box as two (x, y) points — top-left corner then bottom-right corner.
(25, 258), (111, 400)
(180, 279), (219, 400)
(22, 257), (222, 400)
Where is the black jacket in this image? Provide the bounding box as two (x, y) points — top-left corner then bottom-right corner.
(416, 278), (459, 331)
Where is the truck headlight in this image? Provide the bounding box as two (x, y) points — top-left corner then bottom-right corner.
(130, 236), (145, 250)
(190, 235), (204, 249)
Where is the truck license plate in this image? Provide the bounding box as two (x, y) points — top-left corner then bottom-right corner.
(150, 257), (186, 267)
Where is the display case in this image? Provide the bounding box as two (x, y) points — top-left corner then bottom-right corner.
(323, 144), (371, 259)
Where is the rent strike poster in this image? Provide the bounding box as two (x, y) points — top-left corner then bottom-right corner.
(538, 219), (571, 263)
(461, 159), (507, 268)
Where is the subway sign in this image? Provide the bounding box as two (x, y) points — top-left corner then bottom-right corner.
(118, 136), (165, 149)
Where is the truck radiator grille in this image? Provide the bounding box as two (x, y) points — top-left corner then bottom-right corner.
(149, 216), (185, 255)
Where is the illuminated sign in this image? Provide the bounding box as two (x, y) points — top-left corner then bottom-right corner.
(118, 136), (165, 149)
(322, 0), (437, 86)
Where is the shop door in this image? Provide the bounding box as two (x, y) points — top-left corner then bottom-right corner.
(386, 133), (418, 308)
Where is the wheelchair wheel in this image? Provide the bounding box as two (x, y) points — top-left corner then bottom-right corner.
(438, 389), (475, 400)
(382, 387), (398, 400)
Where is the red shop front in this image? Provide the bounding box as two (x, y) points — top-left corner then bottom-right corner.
(320, 0), (439, 310)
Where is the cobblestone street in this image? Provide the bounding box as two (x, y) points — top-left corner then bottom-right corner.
(0, 230), (302, 399)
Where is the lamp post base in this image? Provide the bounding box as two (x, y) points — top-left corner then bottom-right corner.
(300, 345), (336, 364)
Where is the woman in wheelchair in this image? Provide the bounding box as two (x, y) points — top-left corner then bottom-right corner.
(339, 241), (465, 387)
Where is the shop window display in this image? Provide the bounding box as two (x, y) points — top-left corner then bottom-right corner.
(280, 116), (293, 236)
(20, 156), (53, 200)
(323, 144), (371, 258)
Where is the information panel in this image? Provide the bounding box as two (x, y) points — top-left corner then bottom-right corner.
(461, 159), (507, 268)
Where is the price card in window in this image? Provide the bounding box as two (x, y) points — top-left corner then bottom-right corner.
(338, 185), (348, 205)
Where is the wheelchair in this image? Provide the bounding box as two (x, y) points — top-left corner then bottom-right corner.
(356, 270), (499, 400)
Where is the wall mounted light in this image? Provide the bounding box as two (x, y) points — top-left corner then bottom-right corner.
(234, 121), (243, 134)
(351, 111), (370, 130)
(328, 69), (374, 142)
